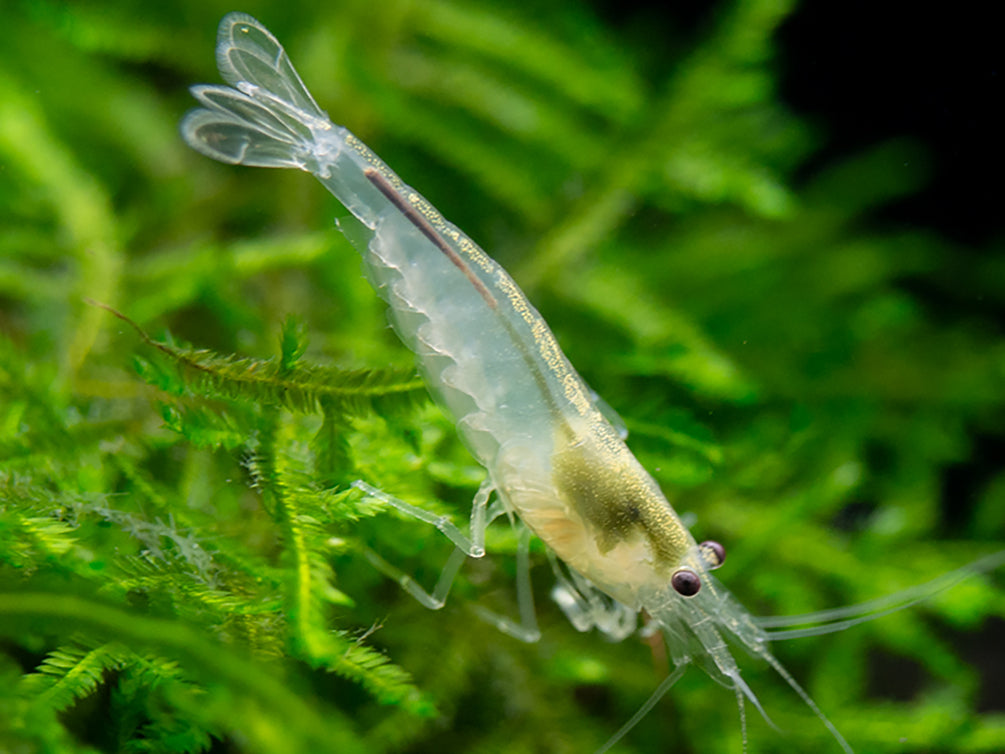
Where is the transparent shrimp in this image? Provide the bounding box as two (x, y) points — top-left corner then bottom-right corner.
(181, 13), (1002, 752)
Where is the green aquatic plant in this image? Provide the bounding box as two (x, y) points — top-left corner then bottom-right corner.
(1, 1), (1002, 753)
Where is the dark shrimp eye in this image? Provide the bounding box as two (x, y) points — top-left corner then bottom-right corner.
(699, 540), (726, 570)
(671, 568), (701, 597)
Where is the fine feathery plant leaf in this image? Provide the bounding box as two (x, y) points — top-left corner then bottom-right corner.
(1, 1), (1003, 753)
(93, 301), (428, 418)
(250, 411), (432, 716)
(0, 588), (364, 754)
(18, 643), (127, 716)
(279, 314), (310, 372)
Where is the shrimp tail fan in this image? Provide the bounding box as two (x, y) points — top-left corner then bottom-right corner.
(181, 12), (331, 170)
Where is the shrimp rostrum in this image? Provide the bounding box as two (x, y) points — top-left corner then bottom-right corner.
(182, 13), (1001, 752)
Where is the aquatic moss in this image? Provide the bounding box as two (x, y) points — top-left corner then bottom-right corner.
(1, 1), (1002, 753)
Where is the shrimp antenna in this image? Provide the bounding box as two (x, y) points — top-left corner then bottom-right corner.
(758, 647), (854, 753)
(594, 663), (688, 754)
(757, 549), (1005, 639)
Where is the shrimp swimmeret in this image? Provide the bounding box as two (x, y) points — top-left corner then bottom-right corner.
(182, 13), (1002, 752)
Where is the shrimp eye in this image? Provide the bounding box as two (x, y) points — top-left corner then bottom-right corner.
(671, 568), (701, 597)
(699, 540), (726, 570)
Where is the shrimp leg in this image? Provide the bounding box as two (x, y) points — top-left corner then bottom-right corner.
(549, 553), (637, 640)
(350, 480), (492, 609)
(351, 479), (494, 558)
(356, 479), (539, 639)
(470, 523), (542, 643)
(360, 545), (468, 611)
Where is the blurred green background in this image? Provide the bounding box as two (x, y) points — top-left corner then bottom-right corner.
(1, 0), (1003, 753)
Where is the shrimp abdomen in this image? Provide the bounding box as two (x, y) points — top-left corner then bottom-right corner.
(181, 13), (598, 471)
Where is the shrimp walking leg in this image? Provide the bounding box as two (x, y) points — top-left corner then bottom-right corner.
(351, 479), (493, 557)
(548, 552), (636, 640)
(356, 478), (540, 640)
(352, 480), (511, 611)
(470, 524), (541, 643)
(361, 545), (468, 611)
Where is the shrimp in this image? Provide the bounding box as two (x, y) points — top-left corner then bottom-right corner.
(181, 13), (1002, 752)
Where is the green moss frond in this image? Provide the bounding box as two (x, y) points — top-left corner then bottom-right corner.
(98, 302), (427, 418)
(0, 589), (363, 754)
(19, 643), (128, 716)
(2, 1), (1003, 753)
(254, 413), (432, 716)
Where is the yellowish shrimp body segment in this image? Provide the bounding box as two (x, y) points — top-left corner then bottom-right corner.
(180, 13), (1001, 753)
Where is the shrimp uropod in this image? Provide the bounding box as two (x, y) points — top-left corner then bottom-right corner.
(181, 13), (1002, 753)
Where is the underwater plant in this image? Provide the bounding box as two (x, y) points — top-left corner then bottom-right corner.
(1, 2), (1002, 753)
